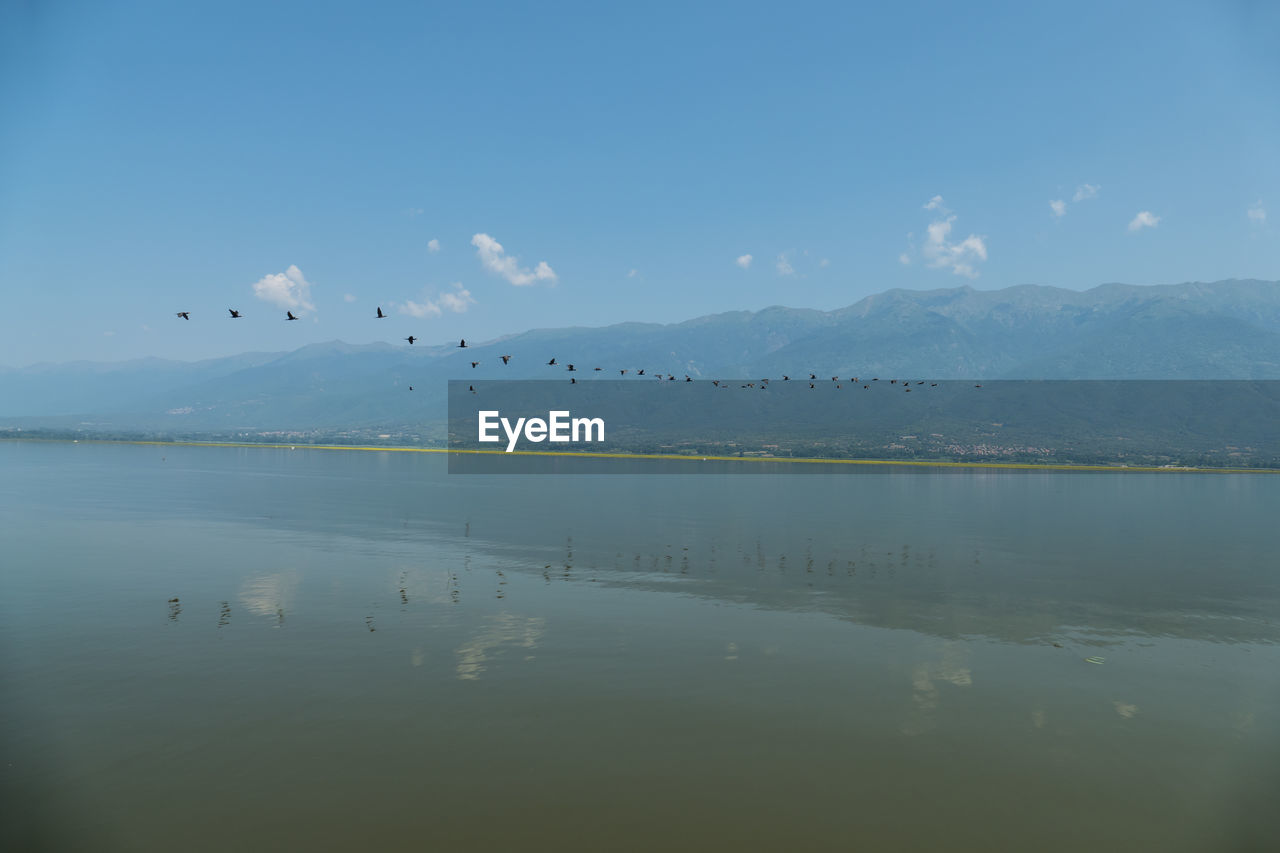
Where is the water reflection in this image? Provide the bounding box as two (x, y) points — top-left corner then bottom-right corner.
(3, 441), (1279, 851)
(238, 570), (298, 628)
(903, 640), (974, 736)
(454, 614), (546, 681)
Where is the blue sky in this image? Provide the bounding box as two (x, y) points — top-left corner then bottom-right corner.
(1, 0), (1276, 365)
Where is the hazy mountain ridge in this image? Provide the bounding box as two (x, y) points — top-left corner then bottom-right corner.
(2, 279), (1278, 430)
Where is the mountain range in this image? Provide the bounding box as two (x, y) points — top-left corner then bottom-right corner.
(2, 279), (1278, 435)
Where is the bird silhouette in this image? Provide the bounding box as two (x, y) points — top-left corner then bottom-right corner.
(376, 307), (386, 319)
(228, 309), (242, 318)
(286, 311), (299, 321)
(570, 377), (577, 384)
(567, 364), (576, 371)
(501, 355), (511, 364)
(176, 312), (190, 320)
(405, 336), (417, 344)
(470, 361), (480, 368)
(620, 369), (628, 375)
(458, 339), (468, 348)
(408, 385), (413, 391)
(547, 357), (557, 366)
(637, 369), (645, 376)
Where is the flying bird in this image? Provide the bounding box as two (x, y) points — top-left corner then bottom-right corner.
(471, 361), (480, 368)
(405, 336), (417, 345)
(620, 369), (628, 375)
(458, 339), (468, 348)
(176, 312), (190, 320)
(637, 369), (645, 376)
(376, 307), (386, 319)
(501, 355), (511, 364)
(570, 377), (577, 384)
(286, 311), (299, 321)
(228, 309), (242, 318)
(567, 364), (576, 371)
(547, 358), (557, 366)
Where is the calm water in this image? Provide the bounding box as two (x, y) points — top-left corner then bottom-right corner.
(2, 441), (1278, 851)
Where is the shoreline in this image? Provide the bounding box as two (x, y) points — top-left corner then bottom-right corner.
(3, 436), (1276, 473)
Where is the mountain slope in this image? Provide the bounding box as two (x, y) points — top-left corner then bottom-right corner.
(2, 279), (1278, 431)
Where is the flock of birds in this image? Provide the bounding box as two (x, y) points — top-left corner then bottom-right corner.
(176, 306), (985, 393)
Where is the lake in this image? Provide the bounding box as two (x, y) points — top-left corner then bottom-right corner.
(1, 440), (1278, 851)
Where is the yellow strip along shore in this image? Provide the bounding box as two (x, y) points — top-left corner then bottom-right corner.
(10, 437), (1277, 473)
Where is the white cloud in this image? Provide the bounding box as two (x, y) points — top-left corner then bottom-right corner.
(776, 253), (795, 276)
(427, 238), (441, 253)
(399, 283), (475, 318)
(899, 252), (911, 266)
(401, 300), (441, 318)
(471, 233), (557, 286)
(437, 282), (474, 313)
(1072, 183), (1100, 202)
(736, 254), (753, 269)
(1248, 201), (1266, 223)
(252, 265), (316, 314)
(343, 293), (357, 303)
(627, 268), (639, 278)
(1049, 199), (1066, 217)
(1128, 211), (1160, 232)
(917, 201), (987, 278)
